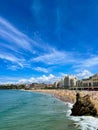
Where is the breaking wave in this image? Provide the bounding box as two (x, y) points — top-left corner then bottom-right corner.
(65, 102), (98, 130)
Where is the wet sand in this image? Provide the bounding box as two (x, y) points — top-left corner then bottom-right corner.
(31, 89), (98, 114)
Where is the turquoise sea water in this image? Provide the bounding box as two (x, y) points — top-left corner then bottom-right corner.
(0, 90), (98, 130)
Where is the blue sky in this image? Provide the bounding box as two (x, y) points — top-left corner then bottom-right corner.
(0, 0), (98, 84)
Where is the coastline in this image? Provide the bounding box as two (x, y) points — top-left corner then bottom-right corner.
(29, 89), (98, 114)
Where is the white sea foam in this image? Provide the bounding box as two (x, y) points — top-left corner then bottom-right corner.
(70, 116), (98, 130)
(65, 102), (98, 130)
(64, 102), (73, 116)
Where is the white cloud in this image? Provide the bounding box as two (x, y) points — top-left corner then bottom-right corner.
(0, 53), (24, 67)
(0, 70), (94, 85)
(32, 49), (75, 65)
(18, 71), (93, 84)
(73, 55), (98, 75)
(18, 74), (60, 84)
(76, 70), (93, 79)
(1, 17), (98, 74)
(0, 17), (53, 54)
(34, 67), (48, 73)
(0, 17), (34, 52)
(74, 55), (98, 70)
(0, 17), (78, 70)
(2, 16), (91, 74)
(81, 56), (98, 67)
(0, 17), (37, 68)
(18, 79), (28, 84)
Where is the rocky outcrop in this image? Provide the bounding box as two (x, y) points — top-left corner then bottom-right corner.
(71, 93), (97, 116)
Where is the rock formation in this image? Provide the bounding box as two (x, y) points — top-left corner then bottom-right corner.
(71, 93), (97, 116)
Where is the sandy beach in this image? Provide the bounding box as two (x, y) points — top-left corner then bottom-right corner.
(30, 89), (98, 114)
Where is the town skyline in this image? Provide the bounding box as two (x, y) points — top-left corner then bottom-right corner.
(0, 72), (98, 85)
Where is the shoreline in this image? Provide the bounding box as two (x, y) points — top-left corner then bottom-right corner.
(29, 89), (98, 114)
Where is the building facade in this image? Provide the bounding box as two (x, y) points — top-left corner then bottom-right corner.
(54, 78), (64, 88)
(81, 74), (98, 90)
(54, 74), (98, 90)
(64, 75), (78, 88)
(54, 75), (78, 89)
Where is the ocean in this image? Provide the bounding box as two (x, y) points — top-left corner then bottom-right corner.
(0, 90), (98, 130)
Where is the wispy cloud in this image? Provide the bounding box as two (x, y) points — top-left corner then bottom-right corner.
(1, 17), (97, 77)
(34, 67), (48, 73)
(0, 53), (24, 67)
(32, 49), (76, 65)
(7, 65), (21, 71)
(0, 17), (37, 68)
(57, 70), (93, 80)
(1, 17), (76, 70)
(74, 55), (98, 72)
(81, 56), (98, 67)
(0, 17), (80, 72)
(76, 69), (93, 79)
(0, 17), (51, 69)
(0, 17), (52, 54)
(0, 17), (34, 52)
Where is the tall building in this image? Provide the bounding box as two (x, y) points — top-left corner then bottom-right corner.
(59, 78), (64, 88)
(64, 75), (78, 89)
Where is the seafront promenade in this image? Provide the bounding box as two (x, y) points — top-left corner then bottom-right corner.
(30, 89), (98, 114)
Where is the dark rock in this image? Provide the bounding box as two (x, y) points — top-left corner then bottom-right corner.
(71, 93), (97, 116)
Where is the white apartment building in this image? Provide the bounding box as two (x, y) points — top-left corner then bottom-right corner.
(54, 75), (78, 89)
(64, 75), (78, 89)
(59, 78), (64, 88)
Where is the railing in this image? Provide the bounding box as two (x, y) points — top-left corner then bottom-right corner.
(69, 86), (98, 90)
